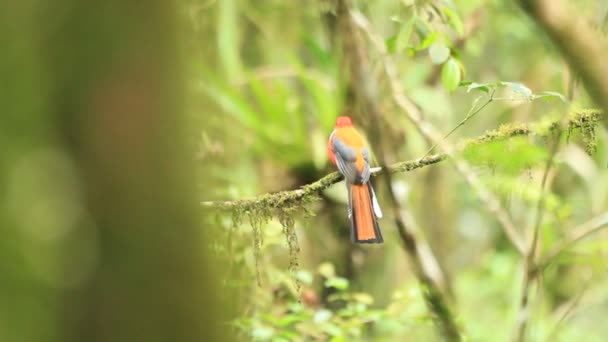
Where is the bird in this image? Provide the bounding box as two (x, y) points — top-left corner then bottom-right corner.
(327, 115), (383, 243)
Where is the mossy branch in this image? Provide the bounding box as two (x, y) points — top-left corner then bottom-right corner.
(201, 109), (602, 211)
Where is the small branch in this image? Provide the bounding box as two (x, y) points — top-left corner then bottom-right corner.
(514, 211), (608, 340)
(201, 110), (602, 211)
(351, 10), (528, 254)
(530, 129), (563, 257)
(336, 0), (459, 338)
(546, 279), (590, 341)
(422, 90), (495, 159)
(534, 212), (608, 274)
(514, 126), (562, 342)
(200, 153), (444, 210)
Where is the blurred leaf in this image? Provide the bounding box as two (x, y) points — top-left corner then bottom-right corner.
(417, 31), (438, 51)
(295, 270), (313, 285)
(217, 0), (242, 82)
(199, 81), (265, 135)
(329, 336), (347, 342)
(500, 81), (533, 100)
(287, 302), (304, 313)
(303, 36), (333, 70)
(386, 35), (398, 54)
(323, 323), (343, 337)
(429, 41), (450, 64)
(396, 17), (416, 53)
(325, 277), (349, 291)
(296, 65), (338, 130)
(465, 81), (491, 93)
(252, 326), (274, 340)
(536, 91), (568, 102)
(277, 315), (303, 327)
(248, 77), (278, 119)
(442, 58), (461, 91)
(311, 125), (328, 170)
(485, 174), (567, 215)
(272, 337), (290, 342)
(318, 262), (335, 278)
(352, 293), (374, 305)
(444, 7), (465, 36)
(464, 137), (549, 173)
(314, 309), (333, 323)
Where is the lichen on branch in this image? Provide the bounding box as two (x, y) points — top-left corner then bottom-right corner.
(202, 109), (602, 212)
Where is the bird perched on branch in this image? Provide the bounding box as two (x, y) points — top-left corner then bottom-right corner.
(328, 116), (383, 243)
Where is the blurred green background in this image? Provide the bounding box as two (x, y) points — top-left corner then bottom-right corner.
(2, 0), (608, 341)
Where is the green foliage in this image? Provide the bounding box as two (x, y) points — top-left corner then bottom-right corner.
(233, 262), (437, 341)
(190, 0), (608, 340)
(442, 58), (462, 91)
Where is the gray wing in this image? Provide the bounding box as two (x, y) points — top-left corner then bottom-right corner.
(332, 136), (361, 184)
(361, 147), (371, 183)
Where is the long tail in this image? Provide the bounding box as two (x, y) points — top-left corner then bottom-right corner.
(349, 183), (383, 243)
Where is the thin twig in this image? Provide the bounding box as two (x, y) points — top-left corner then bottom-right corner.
(530, 133), (562, 259)
(200, 153), (444, 210)
(546, 279), (590, 341)
(514, 127), (562, 342)
(335, 0), (460, 338)
(534, 212), (608, 274)
(351, 10), (527, 254)
(422, 90), (495, 159)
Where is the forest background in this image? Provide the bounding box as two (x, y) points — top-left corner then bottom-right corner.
(2, 0), (608, 341)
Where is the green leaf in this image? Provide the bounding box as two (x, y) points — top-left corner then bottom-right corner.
(295, 270), (313, 285)
(466, 82), (491, 93)
(324, 277), (349, 290)
(313, 309), (333, 323)
(536, 91), (567, 102)
(429, 41), (450, 64)
(352, 292), (374, 305)
(405, 47), (417, 57)
(416, 31), (437, 51)
(396, 17), (416, 53)
(252, 326), (274, 340)
(318, 262), (335, 278)
(322, 323), (343, 337)
(329, 337), (347, 342)
(277, 315), (303, 327)
(444, 7), (465, 36)
(303, 36), (333, 69)
(464, 137), (549, 174)
(459, 80), (473, 87)
(441, 58), (461, 91)
(500, 81), (533, 100)
(385, 35), (397, 54)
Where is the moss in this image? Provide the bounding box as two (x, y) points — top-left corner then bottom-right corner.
(460, 109), (603, 156)
(278, 208), (301, 295)
(208, 108), (604, 290)
(224, 190), (316, 289)
(570, 109), (600, 155)
(248, 211), (267, 286)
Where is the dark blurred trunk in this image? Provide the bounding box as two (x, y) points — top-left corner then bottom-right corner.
(1, 1), (228, 341)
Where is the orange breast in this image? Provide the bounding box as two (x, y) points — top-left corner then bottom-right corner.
(333, 126), (367, 172)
